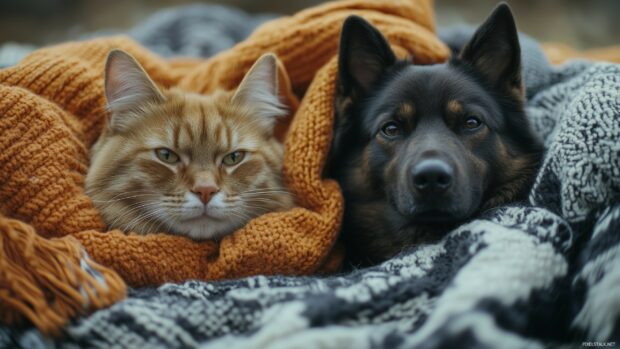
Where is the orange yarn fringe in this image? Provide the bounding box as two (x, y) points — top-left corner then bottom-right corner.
(0, 216), (126, 335)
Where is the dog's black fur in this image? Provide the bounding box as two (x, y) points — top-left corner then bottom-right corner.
(329, 4), (543, 266)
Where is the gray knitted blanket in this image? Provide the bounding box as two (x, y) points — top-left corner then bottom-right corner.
(2, 9), (620, 349)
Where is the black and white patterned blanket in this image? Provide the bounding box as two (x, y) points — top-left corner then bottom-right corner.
(2, 8), (620, 349)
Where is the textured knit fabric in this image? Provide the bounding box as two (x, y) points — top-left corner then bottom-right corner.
(0, 0), (449, 333)
(3, 29), (618, 349)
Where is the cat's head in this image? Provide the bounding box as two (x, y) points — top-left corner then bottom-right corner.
(85, 50), (294, 240)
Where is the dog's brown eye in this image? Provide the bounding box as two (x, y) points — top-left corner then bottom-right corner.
(155, 148), (180, 164)
(464, 116), (482, 130)
(381, 122), (401, 138)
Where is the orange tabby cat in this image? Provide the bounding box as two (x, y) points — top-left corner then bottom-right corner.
(85, 50), (294, 240)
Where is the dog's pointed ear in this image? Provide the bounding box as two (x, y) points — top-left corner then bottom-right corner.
(459, 3), (523, 99)
(338, 16), (397, 96)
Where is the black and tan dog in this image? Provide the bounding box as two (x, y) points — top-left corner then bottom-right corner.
(329, 4), (543, 266)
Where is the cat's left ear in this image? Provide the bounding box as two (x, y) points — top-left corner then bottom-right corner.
(105, 49), (165, 132)
(232, 53), (286, 133)
(459, 3), (523, 100)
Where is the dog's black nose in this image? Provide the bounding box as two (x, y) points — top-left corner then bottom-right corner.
(412, 159), (453, 193)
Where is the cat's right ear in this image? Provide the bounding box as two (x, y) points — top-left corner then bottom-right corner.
(232, 53), (286, 133)
(104, 49), (164, 132)
(337, 16), (396, 97)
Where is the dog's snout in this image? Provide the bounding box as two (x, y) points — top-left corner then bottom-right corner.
(412, 159), (453, 193)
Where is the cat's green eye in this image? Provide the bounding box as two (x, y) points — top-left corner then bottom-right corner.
(222, 151), (245, 166)
(155, 148), (180, 164)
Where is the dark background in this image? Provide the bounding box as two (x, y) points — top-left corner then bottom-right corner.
(1, 0), (618, 49)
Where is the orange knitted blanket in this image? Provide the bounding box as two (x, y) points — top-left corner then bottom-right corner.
(0, 0), (449, 334)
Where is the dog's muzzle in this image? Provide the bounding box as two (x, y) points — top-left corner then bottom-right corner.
(399, 155), (463, 223)
(412, 159), (453, 195)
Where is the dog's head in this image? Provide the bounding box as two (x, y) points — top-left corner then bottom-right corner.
(331, 4), (542, 230)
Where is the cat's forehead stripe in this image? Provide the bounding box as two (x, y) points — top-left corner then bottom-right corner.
(213, 118), (224, 147)
(183, 121), (195, 143)
(224, 120), (233, 150)
(173, 121), (181, 149)
(199, 103), (208, 142)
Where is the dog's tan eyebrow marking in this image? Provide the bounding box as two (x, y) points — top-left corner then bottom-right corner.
(447, 100), (463, 115)
(396, 102), (416, 125)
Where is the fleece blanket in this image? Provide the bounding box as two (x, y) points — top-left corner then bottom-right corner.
(3, 6), (620, 349)
(0, 0), (448, 334)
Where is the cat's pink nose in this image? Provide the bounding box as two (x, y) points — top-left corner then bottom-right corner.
(192, 186), (219, 204)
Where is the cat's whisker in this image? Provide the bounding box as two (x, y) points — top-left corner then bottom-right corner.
(241, 192), (294, 206)
(107, 201), (162, 230)
(106, 189), (158, 198)
(240, 192), (293, 198)
(124, 206), (166, 233)
(90, 193), (157, 204)
(142, 207), (169, 234)
(243, 198), (286, 206)
(236, 203), (272, 212)
(138, 209), (167, 233)
(223, 211), (248, 222)
(224, 209), (255, 222)
(238, 194), (294, 204)
(148, 208), (177, 234)
(239, 189), (291, 195)
(108, 200), (161, 215)
(92, 190), (159, 204)
(150, 214), (171, 234)
(241, 187), (289, 193)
